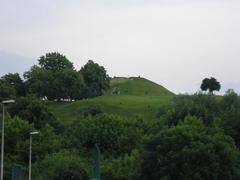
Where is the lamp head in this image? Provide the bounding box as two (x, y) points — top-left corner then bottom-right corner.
(2, 100), (15, 104)
(30, 131), (39, 135)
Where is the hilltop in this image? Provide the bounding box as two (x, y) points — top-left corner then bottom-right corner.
(48, 77), (174, 125)
(109, 77), (173, 96)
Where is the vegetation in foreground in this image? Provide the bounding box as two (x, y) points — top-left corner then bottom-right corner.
(0, 52), (240, 180)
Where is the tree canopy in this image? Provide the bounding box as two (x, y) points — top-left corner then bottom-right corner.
(0, 73), (25, 101)
(38, 52), (74, 71)
(24, 53), (84, 101)
(200, 77), (221, 94)
(80, 60), (110, 97)
(139, 116), (240, 180)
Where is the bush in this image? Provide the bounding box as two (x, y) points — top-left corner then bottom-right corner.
(160, 93), (220, 126)
(33, 151), (90, 180)
(102, 149), (140, 180)
(78, 105), (103, 117)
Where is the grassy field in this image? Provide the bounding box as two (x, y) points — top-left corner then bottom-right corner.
(48, 77), (174, 125)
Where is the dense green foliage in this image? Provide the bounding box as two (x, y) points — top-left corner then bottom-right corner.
(2, 89), (240, 180)
(0, 73), (25, 101)
(38, 52), (74, 71)
(33, 151), (90, 180)
(139, 116), (240, 180)
(67, 114), (145, 156)
(4, 116), (35, 179)
(0, 79), (16, 101)
(80, 60), (110, 98)
(8, 95), (58, 129)
(102, 149), (140, 180)
(24, 53), (85, 101)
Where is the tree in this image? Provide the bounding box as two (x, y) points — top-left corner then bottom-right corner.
(200, 77), (221, 94)
(1, 73), (25, 97)
(80, 60), (110, 97)
(0, 79), (16, 101)
(8, 95), (58, 129)
(53, 69), (85, 101)
(38, 52), (73, 71)
(0, 73), (25, 100)
(139, 116), (240, 180)
(24, 65), (54, 99)
(24, 53), (85, 101)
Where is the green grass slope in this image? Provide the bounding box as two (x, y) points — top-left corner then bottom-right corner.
(110, 77), (174, 96)
(48, 77), (174, 125)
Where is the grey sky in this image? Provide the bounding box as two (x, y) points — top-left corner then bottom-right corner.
(1, 0), (240, 94)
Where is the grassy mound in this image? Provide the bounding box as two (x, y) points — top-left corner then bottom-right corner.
(48, 77), (174, 125)
(109, 77), (173, 96)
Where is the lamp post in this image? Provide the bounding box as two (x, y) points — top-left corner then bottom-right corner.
(29, 131), (39, 180)
(1, 99), (15, 180)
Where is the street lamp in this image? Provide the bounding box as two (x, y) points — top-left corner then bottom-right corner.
(29, 131), (39, 180)
(1, 99), (15, 180)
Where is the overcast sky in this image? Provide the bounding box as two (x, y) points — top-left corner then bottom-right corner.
(0, 0), (240, 94)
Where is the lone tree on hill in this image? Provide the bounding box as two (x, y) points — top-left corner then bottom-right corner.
(200, 77), (221, 94)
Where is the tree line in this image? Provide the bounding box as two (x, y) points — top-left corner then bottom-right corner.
(0, 52), (110, 101)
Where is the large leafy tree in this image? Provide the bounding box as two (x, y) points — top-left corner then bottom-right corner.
(0, 73), (25, 100)
(1, 73), (25, 97)
(53, 69), (85, 101)
(0, 79), (16, 101)
(24, 52), (85, 100)
(139, 116), (240, 180)
(38, 52), (73, 71)
(200, 77), (221, 94)
(80, 60), (110, 97)
(24, 65), (54, 99)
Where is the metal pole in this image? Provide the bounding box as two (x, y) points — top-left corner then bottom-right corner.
(0, 104), (4, 180)
(29, 135), (32, 180)
(93, 144), (101, 180)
